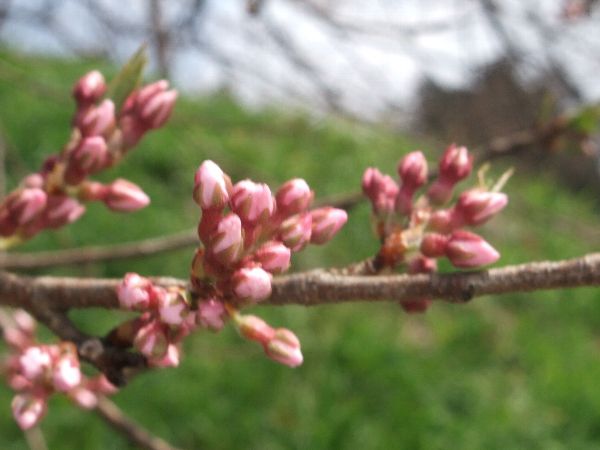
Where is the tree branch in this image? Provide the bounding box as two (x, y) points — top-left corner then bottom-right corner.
(95, 396), (183, 450)
(0, 253), (597, 311)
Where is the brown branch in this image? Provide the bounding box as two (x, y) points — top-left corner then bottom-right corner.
(0, 253), (597, 311)
(0, 230), (198, 270)
(95, 396), (183, 450)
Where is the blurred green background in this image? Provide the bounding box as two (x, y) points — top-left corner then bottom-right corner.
(1, 49), (600, 450)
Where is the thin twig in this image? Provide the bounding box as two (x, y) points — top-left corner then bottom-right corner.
(0, 230), (198, 270)
(95, 396), (183, 450)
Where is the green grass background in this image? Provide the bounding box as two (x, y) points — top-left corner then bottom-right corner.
(0, 49), (600, 449)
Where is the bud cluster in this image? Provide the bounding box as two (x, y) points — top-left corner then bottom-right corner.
(0, 70), (176, 245)
(362, 145), (508, 313)
(116, 273), (195, 367)
(192, 161), (346, 365)
(2, 310), (117, 430)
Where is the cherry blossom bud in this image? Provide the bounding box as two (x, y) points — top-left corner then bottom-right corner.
(42, 195), (86, 229)
(445, 230), (500, 268)
(193, 160), (232, 210)
(362, 168), (399, 215)
(117, 273), (152, 310)
(69, 388), (98, 409)
(158, 290), (189, 326)
(73, 70), (106, 105)
(103, 179), (150, 212)
(19, 346), (52, 381)
(438, 144), (472, 184)
(208, 213), (244, 266)
(398, 151), (428, 190)
(64, 136), (109, 184)
(150, 344), (180, 368)
(138, 86), (178, 129)
(454, 190), (508, 226)
(86, 374), (118, 395)
(279, 213), (312, 251)
(12, 393), (47, 430)
(232, 267), (272, 303)
(119, 115), (146, 149)
(1, 188), (47, 227)
(265, 328), (303, 368)
(420, 233), (449, 258)
(254, 241), (291, 273)
(134, 321), (169, 359)
(235, 314), (275, 343)
(52, 354), (82, 392)
(231, 180), (275, 225)
(309, 207), (347, 245)
(197, 298), (227, 331)
(75, 99), (115, 137)
(22, 173), (45, 189)
(275, 178), (313, 217)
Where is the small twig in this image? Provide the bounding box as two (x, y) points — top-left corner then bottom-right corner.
(0, 229), (198, 270)
(95, 396), (183, 450)
(23, 426), (48, 450)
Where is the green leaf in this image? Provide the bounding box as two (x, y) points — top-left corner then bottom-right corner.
(107, 44), (148, 112)
(568, 105), (600, 134)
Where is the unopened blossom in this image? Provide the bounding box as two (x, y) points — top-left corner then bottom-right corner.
(254, 241), (291, 273)
(428, 144), (473, 204)
(230, 180), (275, 226)
(197, 299), (227, 331)
(309, 207), (348, 245)
(265, 328), (303, 368)
(72, 70), (106, 105)
(40, 195), (86, 229)
(64, 136), (109, 184)
(133, 320), (169, 359)
(232, 266), (272, 303)
(454, 190), (508, 226)
(0, 188), (47, 234)
(12, 393), (47, 430)
(19, 346), (52, 381)
(445, 230), (500, 268)
(75, 99), (115, 137)
(117, 273), (152, 310)
(103, 179), (150, 212)
(362, 167), (399, 215)
(279, 213), (312, 251)
(158, 290), (189, 327)
(275, 178), (313, 217)
(208, 213), (244, 266)
(193, 160), (232, 210)
(52, 354), (82, 392)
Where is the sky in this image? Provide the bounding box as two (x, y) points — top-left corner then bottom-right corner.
(1, 0), (599, 121)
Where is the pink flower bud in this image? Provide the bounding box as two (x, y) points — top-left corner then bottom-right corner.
(64, 136), (109, 185)
(231, 180), (275, 226)
(117, 273), (152, 310)
(14, 310), (36, 336)
(208, 213), (244, 266)
(75, 99), (115, 137)
(254, 241), (291, 273)
(275, 178), (313, 217)
(73, 70), (106, 105)
(193, 160), (232, 210)
(150, 343), (180, 368)
(445, 230), (500, 268)
(279, 213), (312, 251)
(133, 321), (169, 359)
(22, 173), (45, 189)
(232, 266), (272, 303)
(454, 190), (508, 226)
(438, 144), (472, 184)
(158, 290), (189, 326)
(362, 168), (399, 215)
(236, 314), (275, 344)
(2, 188), (47, 227)
(398, 151), (428, 190)
(52, 354), (82, 392)
(41, 195), (86, 229)
(119, 115), (146, 149)
(69, 387), (98, 409)
(309, 207), (347, 245)
(19, 346), (52, 381)
(197, 298), (227, 331)
(12, 393), (47, 430)
(103, 179), (150, 212)
(419, 233), (449, 258)
(265, 328), (303, 368)
(85, 374), (118, 395)
(428, 145), (473, 204)
(139, 88), (178, 129)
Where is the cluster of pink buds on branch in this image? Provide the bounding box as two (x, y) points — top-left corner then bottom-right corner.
(117, 161), (347, 369)
(1, 310), (117, 430)
(0, 68), (177, 248)
(362, 144), (510, 312)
